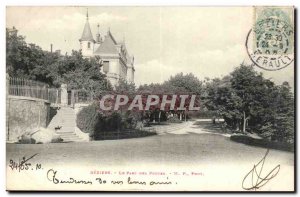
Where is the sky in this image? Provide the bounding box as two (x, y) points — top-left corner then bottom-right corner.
(6, 6), (294, 87)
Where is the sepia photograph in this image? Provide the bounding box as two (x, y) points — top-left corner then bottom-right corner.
(5, 6), (295, 192)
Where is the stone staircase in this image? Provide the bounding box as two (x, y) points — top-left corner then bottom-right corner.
(47, 107), (86, 142)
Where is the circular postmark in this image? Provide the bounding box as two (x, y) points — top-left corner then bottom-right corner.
(246, 8), (294, 71)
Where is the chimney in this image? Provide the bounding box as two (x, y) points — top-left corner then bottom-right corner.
(50, 44), (53, 53)
(96, 34), (101, 43)
(96, 23), (101, 43)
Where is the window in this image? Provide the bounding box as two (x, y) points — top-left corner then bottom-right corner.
(88, 42), (91, 49)
(103, 61), (109, 73)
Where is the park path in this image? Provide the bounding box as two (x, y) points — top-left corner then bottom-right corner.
(165, 119), (231, 137)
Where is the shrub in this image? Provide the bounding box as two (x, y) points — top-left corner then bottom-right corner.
(103, 112), (122, 131)
(76, 103), (150, 140)
(76, 103), (102, 138)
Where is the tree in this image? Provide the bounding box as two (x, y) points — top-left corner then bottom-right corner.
(257, 82), (294, 143)
(6, 29), (112, 94)
(163, 72), (203, 95)
(6, 30), (49, 80)
(205, 64), (274, 132)
(203, 76), (231, 122)
(136, 74), (202, 122)
(48, 50), (112, 93)
(230, 65), (267, 133)
(115, 78), (136, 95)
(204, 63), (294, 144)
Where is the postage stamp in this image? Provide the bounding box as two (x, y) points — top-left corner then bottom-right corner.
(246, 6), (294, 71)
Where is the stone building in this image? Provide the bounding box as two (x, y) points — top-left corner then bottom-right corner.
(79, 10), (135, 87)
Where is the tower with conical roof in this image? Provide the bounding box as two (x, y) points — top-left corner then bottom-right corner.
(78, 9), (135, 87)
(79, 9), (95, 57)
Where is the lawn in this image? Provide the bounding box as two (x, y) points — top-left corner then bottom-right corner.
(7, 131), (293, 167)
(6, 121), (294, 191)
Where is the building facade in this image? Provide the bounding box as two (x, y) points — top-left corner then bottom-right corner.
(79, 11), (135, 87)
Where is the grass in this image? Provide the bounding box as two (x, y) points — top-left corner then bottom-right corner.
(6, 121), (294, 191)
(6, 131), (294, 168)
(230, 134), (294, 152)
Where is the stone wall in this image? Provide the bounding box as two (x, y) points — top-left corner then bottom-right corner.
(6, 96), (50, 142)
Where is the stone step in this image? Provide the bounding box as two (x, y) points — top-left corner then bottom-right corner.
(59, 122), (75, 124)
(59, 133), (77, 136)
(57, 123), (75, 125)
(59, 117), (75, 119)
(55, 121), (75, 126)
(61, 136), (83, 141)
(60, 122), (76, 125)
(61, 118), (76, 120)
(58, 129), (75, 133)
(54, 125), (75, 128)
(61, 135), (82, 139)
(47, 107), (84, 142)
(56, 131), (82, 140)
(50, 121), (75, 125)
(49, 124), (75, 127)
(60, 135), (78, 139)
(59, 112), (75, 115)
(56, 131), (75, 135)
(52, 126), (75, 129)
(63, 139), (83, 142)
(61, 136), (81, 140)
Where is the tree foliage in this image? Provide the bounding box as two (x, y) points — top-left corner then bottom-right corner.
(163, 72), (203, 95)
(7, 30), (294, 144)
(204, 64), (294, 143)
(6, 29), (111, 93)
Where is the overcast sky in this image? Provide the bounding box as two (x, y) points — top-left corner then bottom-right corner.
(6, 6), (294, 87)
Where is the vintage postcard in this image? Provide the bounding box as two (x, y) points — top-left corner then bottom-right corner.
(6, 6), (295, 192)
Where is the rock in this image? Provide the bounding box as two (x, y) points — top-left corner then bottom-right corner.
(31, 127), (62, 144)
(18, 127), (63, 144)
(18, 133), (36, 144)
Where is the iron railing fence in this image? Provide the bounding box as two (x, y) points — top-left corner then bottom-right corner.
(8, 77), (98, 105)
(9, 77), (49, 100)
(8, 77), (61, 104)
(73, 89), (95, 104)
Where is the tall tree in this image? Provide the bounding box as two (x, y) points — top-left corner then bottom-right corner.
(48, 50), (112, 93)
(7, 30), (47, 80)
(205, 63), (294, 143)
(6, 29), (111, 94)
(163, 72), (202, 95)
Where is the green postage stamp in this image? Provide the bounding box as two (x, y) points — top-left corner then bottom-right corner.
(246, 6), (294, 71)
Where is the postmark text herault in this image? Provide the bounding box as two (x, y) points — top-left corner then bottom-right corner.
(246, 7), (294, 71)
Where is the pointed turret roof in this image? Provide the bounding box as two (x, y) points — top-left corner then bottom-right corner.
(80, 9), (94, 42)
(94, 30), (118, 54)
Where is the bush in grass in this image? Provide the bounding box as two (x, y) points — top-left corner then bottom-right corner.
(76, 104), (131, 138)
(76, 103), (102, 138)
(77, 103), (145, 140)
